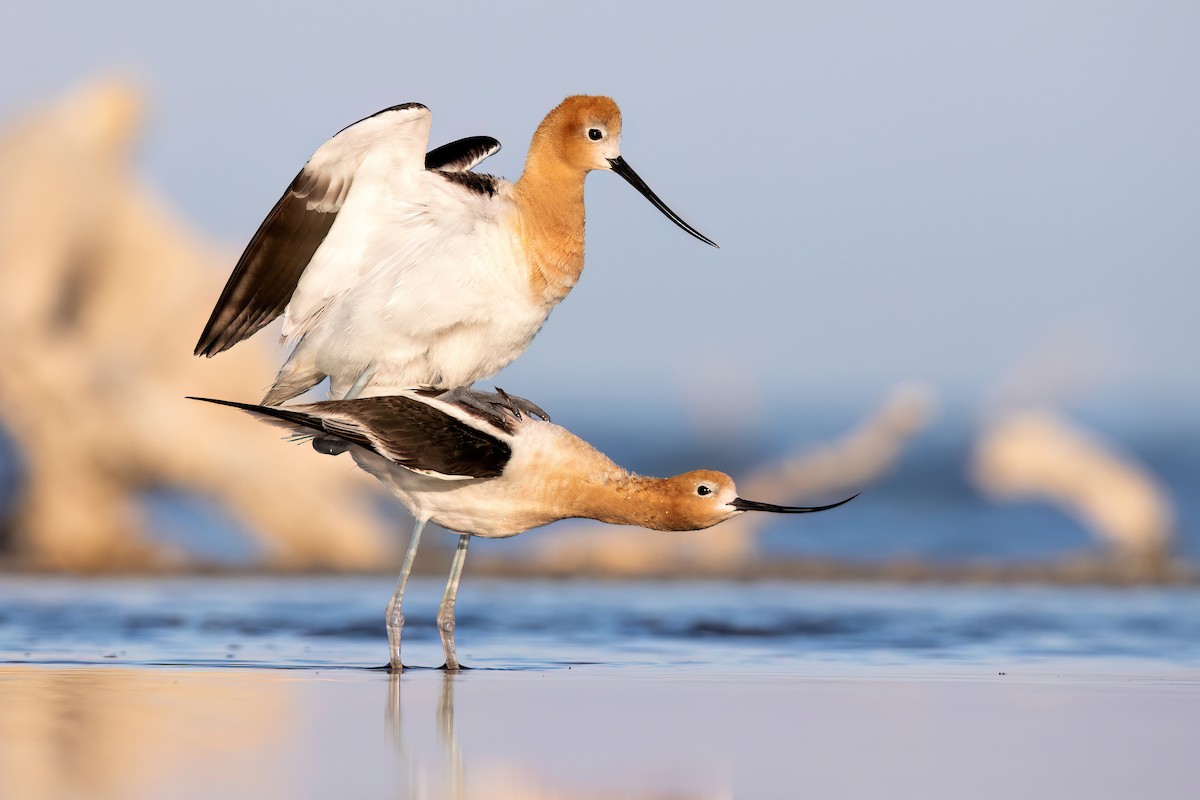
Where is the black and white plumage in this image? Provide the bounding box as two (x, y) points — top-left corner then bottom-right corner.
(193, 97), (717, 407)
(193, 391), (524, 480)
(194, 106), (501, 360)
(192, 388), (856, 669)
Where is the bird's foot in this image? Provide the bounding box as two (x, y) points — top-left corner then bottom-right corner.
(312, 435), (350, 456)
(493, 387), (552, 422)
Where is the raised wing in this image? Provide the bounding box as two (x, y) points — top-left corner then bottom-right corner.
(189, 395), (512, 480)
(194, 103), (434, 357)
(425, 136), (500, 172)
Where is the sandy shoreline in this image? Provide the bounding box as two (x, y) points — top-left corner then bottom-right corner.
(1, 663), (1197, 800)
(2, 577), (1197, 798)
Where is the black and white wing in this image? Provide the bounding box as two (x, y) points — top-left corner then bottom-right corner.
(425, 135), (501, 172)
(193, 103), (501, 357)
(190, 394), (512, 480)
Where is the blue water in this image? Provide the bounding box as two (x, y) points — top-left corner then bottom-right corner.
(3, 576), (1198, 672)
(2, 415), (1199, 566)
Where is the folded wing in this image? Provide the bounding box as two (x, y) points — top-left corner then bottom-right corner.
(189, 395), (512, 480)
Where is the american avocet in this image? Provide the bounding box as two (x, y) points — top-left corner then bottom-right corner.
(190, 390), (857, 670)
(194, 97), (717, 406)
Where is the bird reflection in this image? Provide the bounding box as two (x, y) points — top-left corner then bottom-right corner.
(383, 671), (727, 800)
(386, 671), (465, 796)
(437, 673), (465, 796)
(386, 671), (465, 799)
(385, 671), (416, 797)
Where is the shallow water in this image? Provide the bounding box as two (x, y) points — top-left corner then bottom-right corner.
(2, 577), (1198, 799)
(3, 576), (1200, 670)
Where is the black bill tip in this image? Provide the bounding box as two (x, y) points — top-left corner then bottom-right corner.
(730, 493), (859, 514)
(607, 156), (718, 248)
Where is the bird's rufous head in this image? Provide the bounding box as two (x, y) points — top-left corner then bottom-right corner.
(527, 95), (717, 246)
(648, 470), (858, 532)
(534, 95), (623, 171)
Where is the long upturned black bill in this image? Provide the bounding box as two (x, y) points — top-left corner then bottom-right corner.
(607, 156), (718, 248)
(730, 493), (859, 514)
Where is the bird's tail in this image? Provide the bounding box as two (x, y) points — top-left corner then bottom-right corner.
(187, 396), (327, 437)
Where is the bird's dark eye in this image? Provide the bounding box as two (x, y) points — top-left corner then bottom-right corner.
(588, 128), (603, 141)
(697, 485), (712, 496)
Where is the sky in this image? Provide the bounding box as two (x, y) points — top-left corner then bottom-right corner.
(4, 0), (1198, 431)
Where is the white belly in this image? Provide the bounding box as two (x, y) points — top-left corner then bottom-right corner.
(352, 450), (536, 537)
(283, 189), (551, 395)
(315, 267), (546, 394)
(351, 423), (612, 538)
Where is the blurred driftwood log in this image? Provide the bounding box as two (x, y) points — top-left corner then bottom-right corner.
(0, 80), (392, 570)
(972, 409), (1174, 576)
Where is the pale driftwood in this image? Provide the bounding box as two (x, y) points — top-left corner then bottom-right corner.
(971, 409), (1174, 571)
(0, 80), (393, 569)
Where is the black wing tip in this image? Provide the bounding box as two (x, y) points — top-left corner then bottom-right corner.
(335, 102), (430, 137)
(193, 331), (240, 358)
(192, 335), (229, 358)
(193, 316), (223, 357)
(454, 134), (500, 152)
(375, 102), (429, 115)
(193, 330), (243, 357)
(359, 102), (430, 125)
(187, 396), (263, 412)
(425, 136), (503, 172)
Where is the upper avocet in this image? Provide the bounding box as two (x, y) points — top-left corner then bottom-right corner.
(195, 97), (717, 405)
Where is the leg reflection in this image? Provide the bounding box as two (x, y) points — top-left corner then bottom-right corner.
(438, 671), (465, 799)
(383, 670), (465, 799)
(385, 671), (418, 797)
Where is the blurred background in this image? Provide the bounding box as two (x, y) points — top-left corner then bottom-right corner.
(0, 0), (1196, 580)
(3, 6), (1199, 798)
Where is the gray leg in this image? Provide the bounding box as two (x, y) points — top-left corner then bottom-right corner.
(343, 363), (376, 400)
(437, 534), (471, 670)
(385, 518), (427, 671)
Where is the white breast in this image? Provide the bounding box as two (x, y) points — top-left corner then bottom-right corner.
(281, 173), (549, 395)
(352, 421), (608, 538)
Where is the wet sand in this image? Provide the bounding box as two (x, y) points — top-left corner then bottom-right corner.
(2, 577), (1198, 798)
(1, 664), (1197, 799)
